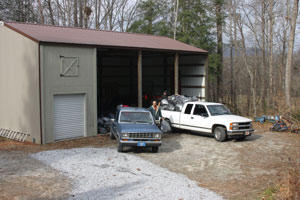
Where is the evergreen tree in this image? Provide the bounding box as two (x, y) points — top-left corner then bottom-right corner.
(128, 0), (172, 36)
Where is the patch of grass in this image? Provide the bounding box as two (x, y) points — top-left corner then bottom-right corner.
(261, 185), (279, 200)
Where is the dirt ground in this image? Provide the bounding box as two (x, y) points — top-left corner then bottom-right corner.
(0, 123), (300, 199)
(0, 135), (115, 200)
(136, 127), (300, 199)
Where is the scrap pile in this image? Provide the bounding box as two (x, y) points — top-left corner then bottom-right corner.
(255, 115), (300, 134)
(160, 95), (199, 111)
(98, 114), (114, 134)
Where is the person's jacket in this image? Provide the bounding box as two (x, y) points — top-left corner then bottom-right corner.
(148, 106), (162, 120)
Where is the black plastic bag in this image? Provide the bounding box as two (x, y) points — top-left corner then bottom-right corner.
(161, 120), (171, 133)
(161, 99), (169, 105)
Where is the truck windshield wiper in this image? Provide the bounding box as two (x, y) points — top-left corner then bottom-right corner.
(120, 120), (133, 123)
(135, 121), (151, 124)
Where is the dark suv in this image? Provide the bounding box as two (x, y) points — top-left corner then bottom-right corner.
(110, 107), (162, 153)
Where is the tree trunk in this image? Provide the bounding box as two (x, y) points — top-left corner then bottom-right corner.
(84, 0), (87, 28)
(285, 0), (299, 107)
(268, 0), (274, 107)
(237, 15), (257, 116)
(261, 0), (266, 112)
(47, 0), (55, 25)
(37, 0), (44, 24)
(173, 0), (179, 39)
(215, 0), (224, 103)
(97, 0), (102, 29)
(79, 0), (83, 27)
(74, 0), (78, 27)
(95, 0), (98, 28)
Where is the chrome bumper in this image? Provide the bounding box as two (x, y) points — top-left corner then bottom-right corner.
(227, 129), (254, 136)
(120, 140), (161, 146)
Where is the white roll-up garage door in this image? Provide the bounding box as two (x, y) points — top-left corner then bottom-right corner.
(53, 94), (86, 141)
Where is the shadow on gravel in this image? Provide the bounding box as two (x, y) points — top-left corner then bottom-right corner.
(232, 134), (263, 142)
(181, 130), (263, 143)
(122, 133), (183, 154)
(69, 181), (141, 200)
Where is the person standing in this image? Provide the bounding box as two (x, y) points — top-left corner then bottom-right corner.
(148, 100), (163, 120)
(161, 90), (168, 100)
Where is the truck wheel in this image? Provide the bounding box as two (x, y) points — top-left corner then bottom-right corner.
(110, 131), (116, 140)
(214, 126), (227, 142)
(152, 146), (159, 153)
(117, 140), (123, 152)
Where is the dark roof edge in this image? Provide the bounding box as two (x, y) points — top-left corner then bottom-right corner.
(5, 21), (172, 40)
(4, 22), (40, 43)
(40, 41), (209, 55)
(2, 21), (208, 54)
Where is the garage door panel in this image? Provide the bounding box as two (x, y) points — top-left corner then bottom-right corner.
(53, 94), (85, 141)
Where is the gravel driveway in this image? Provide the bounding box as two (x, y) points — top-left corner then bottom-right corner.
(31, 147), (222, 200)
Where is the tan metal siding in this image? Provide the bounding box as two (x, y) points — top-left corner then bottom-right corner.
(0, 26), (41, 143)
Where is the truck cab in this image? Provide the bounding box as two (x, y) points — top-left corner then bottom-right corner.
(110, 107), (162, 152)
(162, 102), (254, 142)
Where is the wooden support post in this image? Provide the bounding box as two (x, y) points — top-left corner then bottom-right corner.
(174, 52), (179, 95)
(138, 50), (142, 107)
(205, 54), (209, 101)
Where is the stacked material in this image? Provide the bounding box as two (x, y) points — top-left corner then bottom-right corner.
(98, 114), (114, 134)
(160, 95), (199, 111)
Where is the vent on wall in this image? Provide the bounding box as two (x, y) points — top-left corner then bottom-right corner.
(60, 55), (79, 77)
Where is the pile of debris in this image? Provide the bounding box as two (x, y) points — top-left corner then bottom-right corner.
(255, 115), (300, 134)
(98, 114), (114, 134)
(160, 95), (199, 111)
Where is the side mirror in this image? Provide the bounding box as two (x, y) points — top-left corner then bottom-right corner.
(201, 113), (209, 117)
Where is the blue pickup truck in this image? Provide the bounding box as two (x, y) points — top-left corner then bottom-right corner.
(110, 107), (162, 153)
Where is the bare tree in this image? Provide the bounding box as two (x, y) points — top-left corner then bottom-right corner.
(173, 0), (179, 39)
(37, 0), (44, 24)
(215, 0), (224, 103)
(268, 0), (274, 106)
(47, 0), (55, 25)
(79, 0), (83, 27)
(285, 0), (299, 107)
(74, 0), (78, 27)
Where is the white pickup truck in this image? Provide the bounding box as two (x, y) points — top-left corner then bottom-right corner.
(161, 102), (254, 142)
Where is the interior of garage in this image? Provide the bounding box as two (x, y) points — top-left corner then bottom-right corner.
(96, 48), (206, 118)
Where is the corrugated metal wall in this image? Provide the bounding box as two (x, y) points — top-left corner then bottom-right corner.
(179, 55), (206, 100)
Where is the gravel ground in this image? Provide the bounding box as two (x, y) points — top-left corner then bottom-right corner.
(31, 147), (223, 200)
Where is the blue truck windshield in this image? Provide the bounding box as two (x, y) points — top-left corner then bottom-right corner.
(119, 112), (153, 124)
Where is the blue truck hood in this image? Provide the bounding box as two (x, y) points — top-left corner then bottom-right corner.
(118, 123), (162, 134)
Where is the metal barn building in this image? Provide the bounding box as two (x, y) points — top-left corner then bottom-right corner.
(0, 21), (208, 144)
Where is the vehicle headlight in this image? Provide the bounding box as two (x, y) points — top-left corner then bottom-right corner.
(230, 122), (239, 130)
(154, 133), (160, 138)
(249, 122), (253, 128)
(122, 133), (129, 137)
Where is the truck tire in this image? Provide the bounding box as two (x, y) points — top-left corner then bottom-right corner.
(214, 126), (227, 142)
(152, 146), (159, 153)
(117, 140), (123, 152)
(110, 131), (116, 140)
